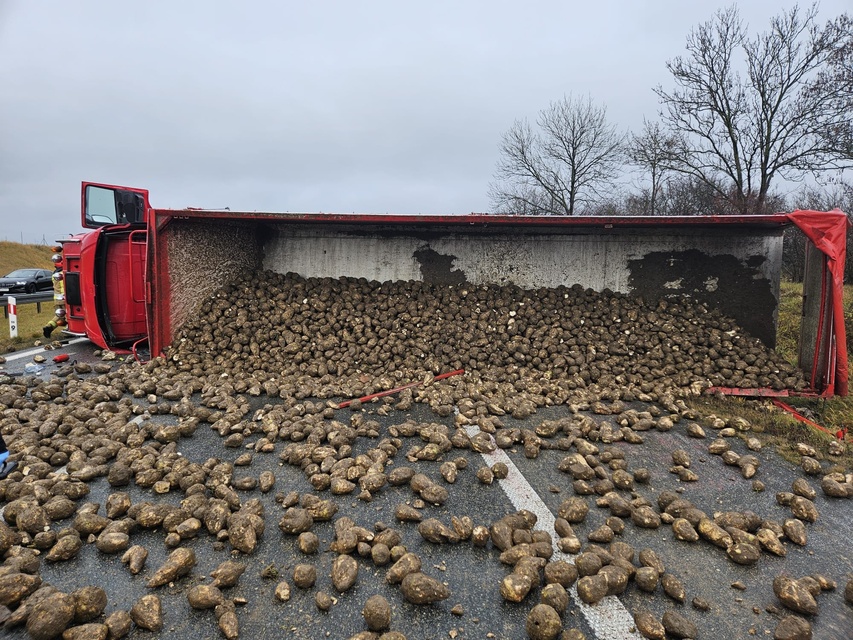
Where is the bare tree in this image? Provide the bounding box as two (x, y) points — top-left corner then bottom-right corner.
(490, 95), (623, 215)
(656, 175), (724, 216)
(812, 14), (853, 159)
(626, 119), (680, 215)
(655, 4), (853, 215)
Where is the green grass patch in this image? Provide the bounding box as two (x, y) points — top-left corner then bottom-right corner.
(776, 281), (803, 365)
(772, 281), (853, 460)
(0, 241), (58, 353)
(0, 302), (55, 352)
(687, 394), (852, 469)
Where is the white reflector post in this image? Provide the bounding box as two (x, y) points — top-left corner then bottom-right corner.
(7, 296), (17, 338)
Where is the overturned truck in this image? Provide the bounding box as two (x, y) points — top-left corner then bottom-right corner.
(59, 182), (848, 398)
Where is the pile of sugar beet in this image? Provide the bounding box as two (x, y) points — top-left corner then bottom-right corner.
(0, 271), (849, 640)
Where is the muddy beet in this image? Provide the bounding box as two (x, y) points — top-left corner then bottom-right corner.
(634, 610), (665, 640)
(121, 545), (148, 575)
(540, 583), (569, 615)
(146, 547), (196, 587)
(130, 594), (163, 631)
(72, 586), (107, 623)
(773, 575), (818, 616)
(400, 572), (450, 604)
(661, 573), (686, 603)
(332, 554), (359, 592)
(26, 592), (75, 640)
(526, 603), (561, 640)
(45, 535), (83, 563)
(293, 564), (317, 589)
(363, 594), (392, 632)
(500, 573), (533, 603)
(210, 560), (246, 588)
(661, 610), (697, 639)
(187, 585), (224, 609)
(772, 615), (811, 640)
(544, 560), (578, 588)
(0, 572), (42, 607)
(218, 609), (239, 639)
(386, 553), (421, 585)
(635, 567), (659, 592)
(105, 610), (133, 639)
(63, 623), (109, 640)
(727, 542), (761, 565)
(576, 574), (608, 605)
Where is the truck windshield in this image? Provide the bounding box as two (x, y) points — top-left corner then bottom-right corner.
(86, 185), (120, 225)
(85, 185), (146, 226)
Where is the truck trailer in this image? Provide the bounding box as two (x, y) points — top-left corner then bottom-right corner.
(57, 181), (848, 397)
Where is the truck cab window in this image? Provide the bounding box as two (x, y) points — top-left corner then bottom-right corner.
(85, 186), (119, 225)
(85, 186), (145, 226)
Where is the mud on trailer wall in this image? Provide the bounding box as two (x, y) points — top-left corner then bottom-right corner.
(148, 211), (792, 359)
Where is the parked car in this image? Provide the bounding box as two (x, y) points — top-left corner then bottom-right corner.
(0, 268), (54, 294)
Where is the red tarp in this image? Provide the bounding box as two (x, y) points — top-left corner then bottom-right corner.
(786, 209), (850, 396)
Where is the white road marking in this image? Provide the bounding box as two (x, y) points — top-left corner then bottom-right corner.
(0, 337), (89, 363)
(464, 425), (639, 639)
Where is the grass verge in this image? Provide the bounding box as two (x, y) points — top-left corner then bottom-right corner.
(0, 302), (54, 352)
(694, 280), (852, 469)
(687, 394), (852, 470)
(0, 241), (57, 352)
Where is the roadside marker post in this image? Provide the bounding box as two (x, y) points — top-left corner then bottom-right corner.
(7, 296), (17, 338)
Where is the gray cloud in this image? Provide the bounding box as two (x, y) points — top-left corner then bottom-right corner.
(1, 0), (848, 242)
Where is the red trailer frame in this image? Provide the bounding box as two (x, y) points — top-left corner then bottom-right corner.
(143, 206), (847, 396)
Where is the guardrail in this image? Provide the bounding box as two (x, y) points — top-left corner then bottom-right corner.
(2, 292), (53, 317)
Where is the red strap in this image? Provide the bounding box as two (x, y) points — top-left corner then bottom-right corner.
(770, 398), (842, 440)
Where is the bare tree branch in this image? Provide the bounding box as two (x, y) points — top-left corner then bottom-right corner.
(655, 3), (853, 214)
(489, 95), (623, 215)
(626, 119), (680, 214)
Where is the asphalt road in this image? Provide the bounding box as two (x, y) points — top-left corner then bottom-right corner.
(1, 339), (851, 639)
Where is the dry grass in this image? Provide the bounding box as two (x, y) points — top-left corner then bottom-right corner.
(0, 241), (54, 275)
(687, 394), (853, 470)
(777, 281), (853, 364)
(772, 281), (853, 447)
(0, 241), (57, 352)
(693, 280), (853, 469)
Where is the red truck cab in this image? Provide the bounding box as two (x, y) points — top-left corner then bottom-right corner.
(59, 182), (150, 352)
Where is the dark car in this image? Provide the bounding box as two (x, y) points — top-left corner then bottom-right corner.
(0, 268), (53, 294)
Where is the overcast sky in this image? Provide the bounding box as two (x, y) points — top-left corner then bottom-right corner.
(0, 1), (849, 243)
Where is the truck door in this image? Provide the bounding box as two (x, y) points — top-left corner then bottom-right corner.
(82, 182), (150, 228)
(79, 182), (151, 350)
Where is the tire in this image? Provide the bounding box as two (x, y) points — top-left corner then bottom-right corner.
(25, 283), (35, 294)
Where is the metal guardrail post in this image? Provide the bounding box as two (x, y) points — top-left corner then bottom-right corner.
(1, 292), (53, 319)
